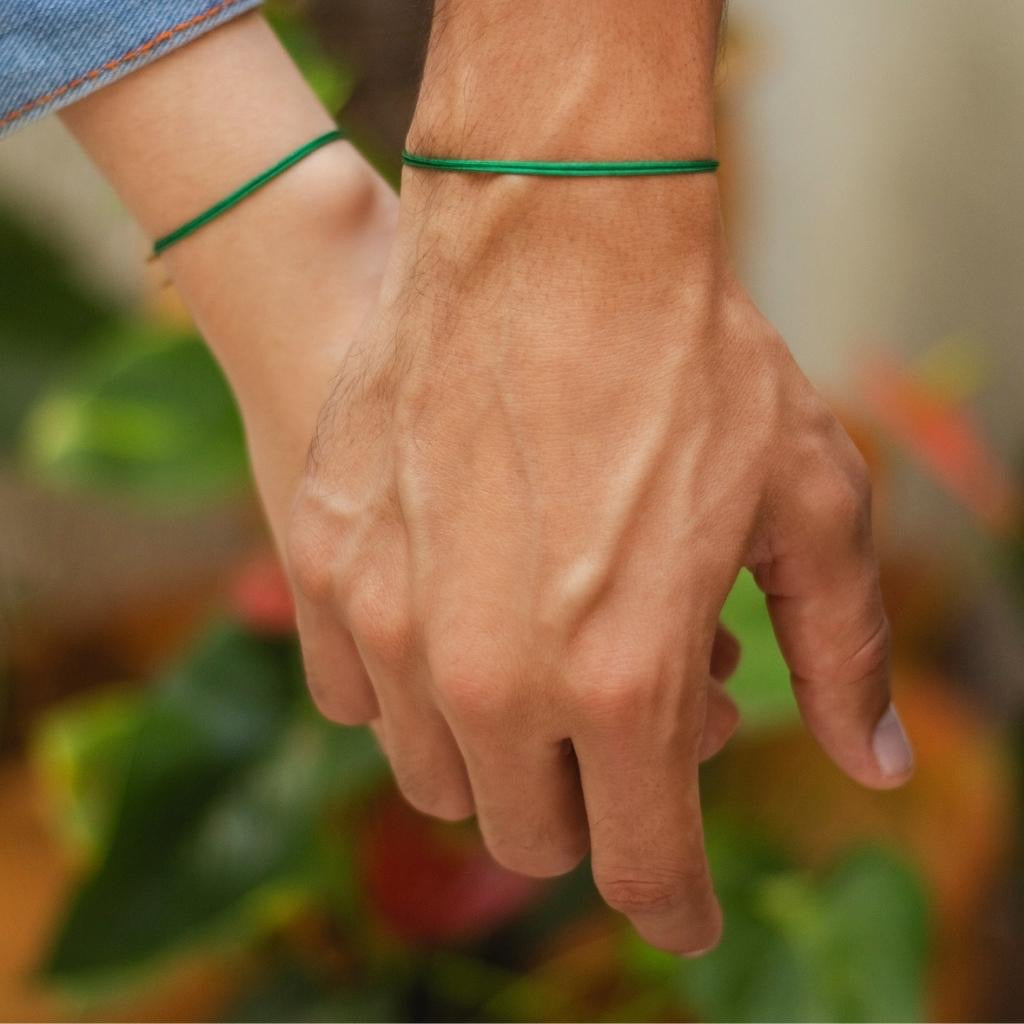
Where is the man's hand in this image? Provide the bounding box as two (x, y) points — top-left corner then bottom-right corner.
(284, 0), (913, 956)
(288, 164), (912, 954)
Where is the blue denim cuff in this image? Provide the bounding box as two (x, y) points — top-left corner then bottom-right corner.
(0, 0), (264, 139)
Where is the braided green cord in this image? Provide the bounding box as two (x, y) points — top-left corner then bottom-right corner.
(152, 129), (345, 257)
(401, 151), (719, 177)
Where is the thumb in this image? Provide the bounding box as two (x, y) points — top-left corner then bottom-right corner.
(755, 454), (914, 789)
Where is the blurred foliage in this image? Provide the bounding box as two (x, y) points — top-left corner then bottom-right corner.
(33, 690), (140, 862)
(21, 324), (248, 504)
(32, 624), (929, 1021)
(630, 828), (928, 1023)
(0, 209), (113, 451)
(0, 185), (247, 506)
(37, 626), (385, 992)
(8, 3), (1019, 1021)
(721, 570), (797, 731)
(223, 963), (401, 1023)
(266, 5), (355, 114)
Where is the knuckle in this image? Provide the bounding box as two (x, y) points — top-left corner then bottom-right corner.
(794, 416), (873, 533)
(347, 581), (414, 663)
(800, 609), (891, 688)
(570, 648), (664, 722)
(285, 509), (334, 605)
(842, 613), (892, 683)
(432, 646), (519, 726)
(815, 469), (867, 526)
(596, 873), (686, 916)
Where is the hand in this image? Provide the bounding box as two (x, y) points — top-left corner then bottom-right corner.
(287, 169), (913, 955)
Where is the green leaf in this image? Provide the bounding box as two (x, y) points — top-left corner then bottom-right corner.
(813, 848), (930, 1022)
(720, 569), (798, 731)
(32, 689), (143, 860)
(222, 961), (402, 1023)
(678, 828), (929, 1022)
(41, 625), (299, 985)
(21, 323), (248, 502)
(41, 623), (388, 993)
(625, 823), (929, 1023)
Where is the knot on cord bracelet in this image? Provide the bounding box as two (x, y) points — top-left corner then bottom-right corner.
(150, 128), (719, 258)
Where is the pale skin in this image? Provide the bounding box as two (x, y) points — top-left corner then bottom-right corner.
(61, 2), (913, 956)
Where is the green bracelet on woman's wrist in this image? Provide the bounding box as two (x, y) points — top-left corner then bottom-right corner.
(151, 128), (345, 258)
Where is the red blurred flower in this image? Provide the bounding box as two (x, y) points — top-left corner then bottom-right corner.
(861, 351), (1021, 535)
(227, 551), (295, 634)
(361, 794), (545, 944)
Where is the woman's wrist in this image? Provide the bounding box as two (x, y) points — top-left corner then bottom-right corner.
(59, 9), (399, 538)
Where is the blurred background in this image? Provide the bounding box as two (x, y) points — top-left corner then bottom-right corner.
(0, 1), (1021, 1020)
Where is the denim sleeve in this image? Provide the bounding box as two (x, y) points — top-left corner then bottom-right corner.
(0, 0), (263, 139)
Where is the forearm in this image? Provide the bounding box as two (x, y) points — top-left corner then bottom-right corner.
(393, 0), (729, 382)
(410, 0), (723, 158)
(59, 11), (382, 390)
(59, 13), (395, 531)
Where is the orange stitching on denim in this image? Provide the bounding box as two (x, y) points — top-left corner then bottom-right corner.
(0, 0), (247, 129)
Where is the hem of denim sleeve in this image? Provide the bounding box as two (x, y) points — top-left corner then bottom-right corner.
(0, 0), (264, 140)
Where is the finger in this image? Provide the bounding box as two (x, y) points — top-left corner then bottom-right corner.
(710, 624), (741, 682)
(695, 626), (741, 762)
(294, 595), (379, 724)
(374, 697), (475, 822)
(343, 568), (476, 822)
(757, 454), (913, 789)
(443, 688), (589, 876)
(368, 717), (388, 756)
(464, 738), (588, 878)
(573, 670), (721, 955)
(698, 678), (738, 762)
(357, 647), (475, 823)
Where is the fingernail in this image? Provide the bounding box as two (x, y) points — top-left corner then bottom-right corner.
(872, 704), (914, 779)
(681, 944), (717, 960)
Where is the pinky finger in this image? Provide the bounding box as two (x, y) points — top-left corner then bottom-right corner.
(295, 595), (379, 724)
(699, 678), (739, 762)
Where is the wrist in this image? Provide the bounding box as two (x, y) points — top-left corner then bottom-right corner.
(389, 168), (729, 361)
(201, 150), (396, 540)
(408, 0), (721, 160)
(176, 142), (389, 397)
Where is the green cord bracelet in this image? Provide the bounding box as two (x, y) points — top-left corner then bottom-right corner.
(401, 151), (719, 177)
(152, 129), (345, 257)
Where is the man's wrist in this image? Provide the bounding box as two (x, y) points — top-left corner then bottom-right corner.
(390, 169), (728, 369)
(408, 0), (722, 160)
